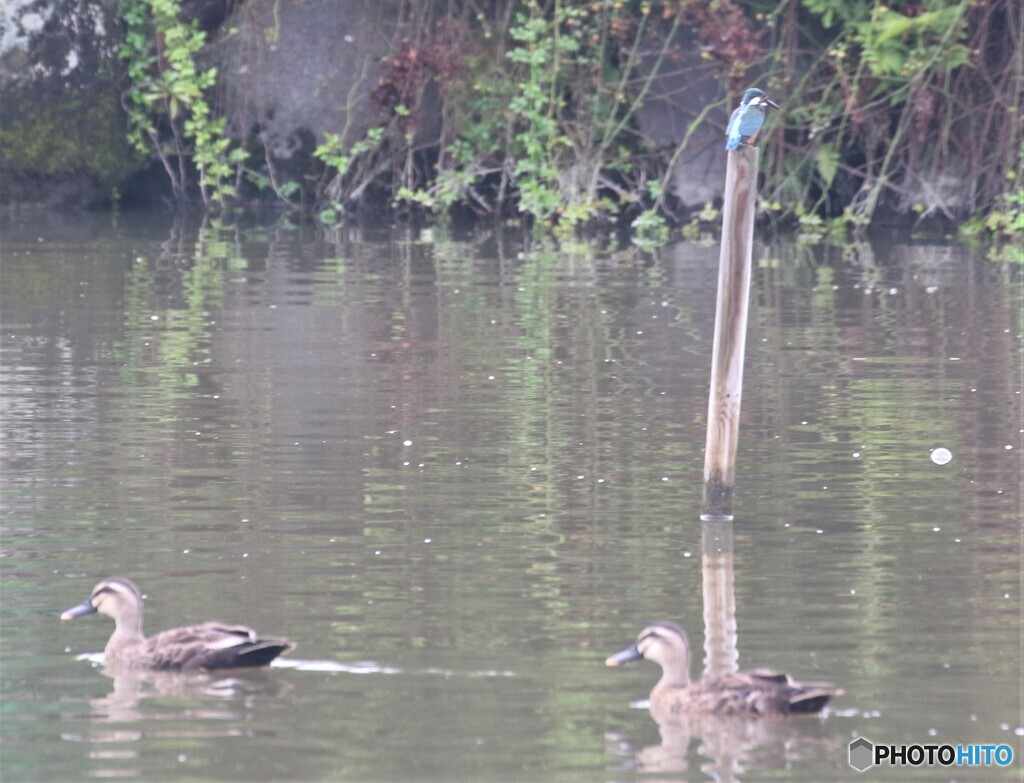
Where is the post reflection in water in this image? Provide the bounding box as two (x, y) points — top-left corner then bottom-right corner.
(701, 520), (738, 679)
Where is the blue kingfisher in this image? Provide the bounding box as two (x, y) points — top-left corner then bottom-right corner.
(724, 88), (780, 151)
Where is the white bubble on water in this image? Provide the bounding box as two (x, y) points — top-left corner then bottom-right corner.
(930, 447), (952, 465)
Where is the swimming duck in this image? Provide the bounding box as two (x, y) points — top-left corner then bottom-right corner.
(61, 577), (295, 671)
(724, 88), (780, 151)
(606, 621), (840, 719)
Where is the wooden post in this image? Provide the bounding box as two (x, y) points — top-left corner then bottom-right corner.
(701, 147), (758, 520)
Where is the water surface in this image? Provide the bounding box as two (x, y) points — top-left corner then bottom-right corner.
(1, 212), (1020, 781)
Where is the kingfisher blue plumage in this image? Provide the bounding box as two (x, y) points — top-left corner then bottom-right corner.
(724, 88), (780, 151)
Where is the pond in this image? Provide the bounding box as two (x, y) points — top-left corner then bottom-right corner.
(1, 211), (1020, 781)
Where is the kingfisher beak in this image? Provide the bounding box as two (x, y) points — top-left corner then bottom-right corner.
(766, 97), (780, 110)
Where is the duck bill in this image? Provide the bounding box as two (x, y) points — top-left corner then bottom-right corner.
(61, 600), (97, 620)
(605, 644), (644, 666)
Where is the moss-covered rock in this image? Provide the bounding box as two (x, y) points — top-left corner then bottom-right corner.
(0, 0), (146, 207)
(0, 77), (143, 206)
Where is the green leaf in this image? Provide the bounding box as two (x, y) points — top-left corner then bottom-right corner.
(816, 144), (840, 188)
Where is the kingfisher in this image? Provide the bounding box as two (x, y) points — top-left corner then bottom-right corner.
(724, 88), (780, 151)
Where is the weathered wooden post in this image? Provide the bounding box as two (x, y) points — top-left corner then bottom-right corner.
(701, 146), (759, 520)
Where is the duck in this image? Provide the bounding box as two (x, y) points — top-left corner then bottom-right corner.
(606, 621), (840, 719)
(61, 577), (295, 671)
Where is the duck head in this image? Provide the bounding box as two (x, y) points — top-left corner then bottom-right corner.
(606, 621), (693, 686)
(61, 577), (145, 635)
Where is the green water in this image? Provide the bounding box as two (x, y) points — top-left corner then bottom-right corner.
(1, 213), (1020, 781)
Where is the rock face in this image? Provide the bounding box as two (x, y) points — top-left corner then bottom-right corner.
(212, 0), (421, 207)
(213, 1), (730, 209)
(216, 0), (396, 158)
(633, 24), (731, 209)
(2, 0), (728, 212)
(1, 0), (143, 207)
(2, 2), (998, 222)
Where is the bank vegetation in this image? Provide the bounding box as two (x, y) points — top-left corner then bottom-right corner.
(112, 0), (1024, 244)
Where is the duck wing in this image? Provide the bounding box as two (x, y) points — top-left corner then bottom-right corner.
(691, 669), (841, 717)
(142, 622), (295, 671)
(745, 668), (842, 714)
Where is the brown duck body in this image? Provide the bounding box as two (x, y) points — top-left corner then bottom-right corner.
(105, 620), (293, 670)
(649, 665), (838, 719)
(607, 621), (840, 719)
(61, 577), (294, 671)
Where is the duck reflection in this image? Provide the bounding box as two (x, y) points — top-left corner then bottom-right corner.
(607, 714), (841, 778)
(60, 665), (291, 781)
(84, 663), (292, 724)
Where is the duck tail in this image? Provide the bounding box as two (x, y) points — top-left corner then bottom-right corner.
(788, 685), (843, 714)
(235, 639), (295, 667)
